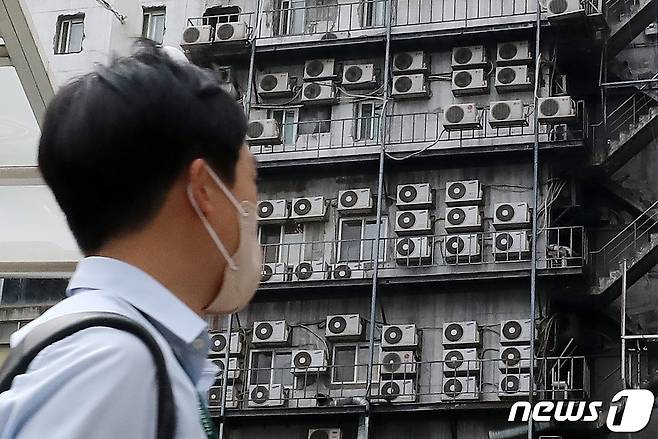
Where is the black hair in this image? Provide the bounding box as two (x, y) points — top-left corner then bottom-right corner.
(38, 39), (247, 254)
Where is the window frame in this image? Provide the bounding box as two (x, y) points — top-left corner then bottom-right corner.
(355, 101), (381, 141)
(267, 108), (299, 146)
(55, 15), (85, 55)
(248, 349), (294, 387)
(330, 343), (374, 385)
(258, 224), (285, 263)
(337, 217), (388, 262)
(142, 7), (167, 45)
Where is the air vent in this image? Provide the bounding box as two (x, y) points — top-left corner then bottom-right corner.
(257, 72), (293, 97)
(442, 104), (481, 131)
(452, 69), (489, 95)
(391, 74), (429, 99)
(304, 59), (336, 80)
(181, 25), (213, 45)
(489, 100), (527, 128)
(392, 51), (427, 73)
(246, 119), (282, 145)
(451, 45), (486, 69)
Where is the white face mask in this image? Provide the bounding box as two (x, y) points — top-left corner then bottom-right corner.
(187, 164), (262, 315)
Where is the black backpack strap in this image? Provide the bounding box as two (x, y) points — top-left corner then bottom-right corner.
(0, 312), (176, 439)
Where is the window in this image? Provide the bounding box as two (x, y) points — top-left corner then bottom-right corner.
(360, 0), (385, 27)
(249, 350), (294, 387)
(355, 102), (381, 141)
(55, 15), (84, 54)
(259, 224), (283, 263)
(142, 8), (166, 45)
(0, 320), (27, 345)
(268, 108), (298, 146)
(0, 278), (67, 305)
(203, 6), (241, 29)
(298, 106), (331, 135)
(273, 0), (304, 35)
(331, 344), (377, 384)
(338, 218), (387, 262)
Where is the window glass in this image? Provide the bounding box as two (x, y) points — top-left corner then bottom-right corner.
(68, 20), (84, 53)
(272, 352), (293, 386)
(339, 220), (362, 262)
(281, 224), (304, 265)
(143, 9), (166, 45)
(268, 109), (297, 146)
(356, 102), (381, 141)
(298, 106), (331, 135)
(363, 218), (386, 261)
(259, 224), (282, 263)
(0, 321), (21, 344)
(333, 345), (356, 383)
(0, 278), (67, 305)
(250, 351), (273, 385)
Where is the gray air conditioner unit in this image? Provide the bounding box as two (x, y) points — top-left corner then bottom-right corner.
(489, 100), (527, 128)
(392, 51), (428, 73)
(395, 210), (432, 235)
(396, 237), (432, 264)
(493, 231), (531, 260)
(452, 69), (489, 96)
(499, 373), (531, 398)
(378, 379), (416, 403)
(443, 321), (480, 347)
(381, 324), (419, 349)
(258, 199), (288, 222)
(493, 202), (532, 229)
(291, 350), (327, 374)
(442, 104), (482, 131)
(304, 59), (336, 80)
(495, 66), (533, 92)
(257, 73), (293, 98)
(496, 41), (532, 64)
(444, 206), (483, 233)
(443, 234), (482, 264)
(451, 45), (486, 69)
(308, 429), (342, 439)
(215, 22), (248, 42)
(441, 376), (479, 401)
(246, 119), (282, 145)
(396, 183), (432, 208)
(252, 320), (290, 345)
(443, 348), (480, 374)
(325, 314), (363, 339)
(379, 350), (418, 376)
(301, 80), (337, 104)
(261, 262), (289, 283)
(290, 196), (327, 221)
(501, 319), (533, 345)
(547, 0), (585, 20)
(445, 180), (483, 206)
(342, 64), (377, 89)
(499, 345), (532, 371)
(248, 384), (288, 407)
(212, 357), (241, 380)
(392, 74), (429, 99)
(338, 189), (373, 214)
(209, 331), (244, 357)
(181, 25), (213, 45)
(537, 96), (577, 123)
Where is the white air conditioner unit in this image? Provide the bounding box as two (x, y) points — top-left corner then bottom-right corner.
(646, 22), (658, 37)
(497, 41), (532, 64)
(495, 66), (533, 92)
(499, 373), (531, 398)
(452, 69), (489, 95)
(379, 350), (417, 376)
(257, 73), (293, 98)
(308, 429), (342, 439)
(493, 202), (531, 229)
(395, 237), (433, 263)
(442, 103), (482, 131)
(301, 80), (337, 104)
(330, 262), (366, 280)
(445, 206), (482, 233)
(248, 383), (288, 407)
(493, 231), (531, 260)
(392, 51), (428, 73)
(292, 261), (328, 281)
(445, 180), (483, 206)
(501, 319), (533, 345)
(325, 314), (363, 339)
(392, 74), (429, 99)
(258, 199), (288, 222)
(246, 119), (282, 145)
(378, 379), (416, 403)
(304, 59), (336, 80)
(395, 210), (432, 235)
(546, 0), (585, 20)
(261, 262), (289, 283)
(499, 345), (532, 371)
(208, 385), (240, 408)
(181, 25), (213, 45)
(443, 348), (480, 374)
(441, 376), (479, 401)
(215, 22), (248, 42)
(381, 324), (419, 349)
(342, 64), (377, 89)
(396, 183), (432, 208)
(290, 196), (327, 221)
(489, 100), (527, 128)
(443, 321), (480, 347)
(537, 96), (577, 123)
(292, 350), (327, 374)
(451, 45), (487, 69)
(338, 189), (373, 214)
(252, 320), (290, 345)
(209, 331), (245, 357)
(212, 357), (241, 381)
(443, 234), (481, 263)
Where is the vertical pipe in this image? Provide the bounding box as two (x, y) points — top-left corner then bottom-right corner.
(621, 259), (627, 389)
(244, 0), (262, 116)
(218, 313), (234, 439)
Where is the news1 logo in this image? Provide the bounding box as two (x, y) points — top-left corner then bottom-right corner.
(508, 389), (655, 433)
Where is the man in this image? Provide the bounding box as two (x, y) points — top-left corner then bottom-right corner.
(0, 41), (261, 438)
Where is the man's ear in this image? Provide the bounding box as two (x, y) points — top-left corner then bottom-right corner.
(187, 159), (215, 216)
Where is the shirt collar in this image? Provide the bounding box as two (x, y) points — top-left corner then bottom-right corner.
(67, 256), (208, 345)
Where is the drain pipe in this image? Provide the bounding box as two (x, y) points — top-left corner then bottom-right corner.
(218, 313), (234, 439)
(243, 0), (262, 116)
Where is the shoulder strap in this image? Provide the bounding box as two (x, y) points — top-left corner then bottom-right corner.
(0, 312), (176, 439)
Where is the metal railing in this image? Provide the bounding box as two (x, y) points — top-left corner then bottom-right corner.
(606, 0), (651, 28)
(186, 13), (257, 39)
(606, 81), (658, 143)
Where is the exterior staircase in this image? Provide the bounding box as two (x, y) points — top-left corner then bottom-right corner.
(606, 0), (658, 56)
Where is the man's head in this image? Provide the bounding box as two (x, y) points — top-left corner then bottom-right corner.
(38, 41), (259, 312)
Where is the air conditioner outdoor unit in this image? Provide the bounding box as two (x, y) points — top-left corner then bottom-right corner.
(338, 189), (373, 214)
(443, 321), (480, 347)
(212, 357), (241, 381)
(445, 180), (483, 206)
(452, 69), (489, 95)
(209, 385), (240, 408)
(181, 25), (213, 45)
(499, 373), (531, 398)
(495, 66), (533, 92)
(342, 64), (377, 89)
(378, 379), (417, 403)
(308, 429), (342, 439)
(392, 74), (429, 99)
(442, 104), (482, 131)
(246, 119), (281, 145)
(451, 45), (487, 69)
(489, 100), (527, 128)
(493, 231), (531, 260)
(330, 262), (366, 280)
(261, 262), (289, 283)
(215, 22), (248, 42)
(392, 51), (428, 73)
(546, 0), (585, 20)
(248, 383), (288, 407)
(496, 41), (532, 64)
(257, 199), (288, 222)
(499, 345), (532, 371)
(290, 196), (327, 221)
(445, 206), (482, 233)
(292, 350), (327, 374)
(209, 331), (245, 357)
(292, 261), (328, 281)
(443, 348), (480, 374)
(646, 22), (658, 37)
(252, 320), (290, 345)
(443, 234), (482, 264)
(395, 237), (433, 264)
(441, 376), (479, 401)
(304, 59), (337, 80)
(493, 202), (532, 229)
(396, 183), (432, 208)
(381, 324), (419, 349)
(379, 350), (418, 376)
(257, 72), (293, 98)
(501, 319), (533, 345)
(395, 210), (432, 235)
(325, 314), (363, 339)
(301, 80), (337, 104)
(537, 96), (577, 123)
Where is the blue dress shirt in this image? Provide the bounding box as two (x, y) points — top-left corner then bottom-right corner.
(0, 257), (218, 439)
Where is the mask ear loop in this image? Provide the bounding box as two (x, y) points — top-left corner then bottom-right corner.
(204, 164), (249, 218)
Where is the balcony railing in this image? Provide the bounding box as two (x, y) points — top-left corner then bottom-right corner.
(186, 13), (257, 40)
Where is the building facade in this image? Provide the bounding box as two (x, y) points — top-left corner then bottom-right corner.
(2, 0), (658, 438)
